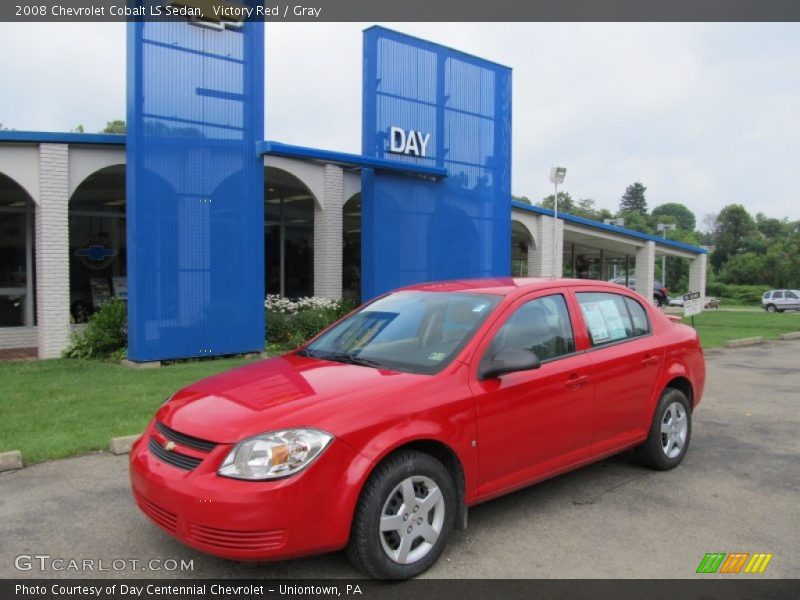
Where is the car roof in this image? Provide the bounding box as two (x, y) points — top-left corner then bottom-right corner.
(398, 277), (630, 297)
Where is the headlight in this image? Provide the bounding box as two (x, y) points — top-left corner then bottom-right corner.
(218, 428), (333, 481)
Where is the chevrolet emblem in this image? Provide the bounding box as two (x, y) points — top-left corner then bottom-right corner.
(163, 440), (177, 452)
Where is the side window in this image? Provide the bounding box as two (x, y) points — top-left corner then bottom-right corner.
(577, 292), (635, 346)
(624, 296), (651, 337)
(787, 291), (799, 300)
(485, 294), (575, 363)
(773, 291), (784, 299)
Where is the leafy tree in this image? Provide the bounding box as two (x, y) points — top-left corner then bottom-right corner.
(755, 212), (786, 239)
(615, 210), (652, 234)
(711, 204), (756, 271)
(652, 202), (696, 232)
(619, 182), (648, 215)
(101, 120), (126, 134)
(539, 192), (576, 213)
(0, 123), (11, 131)
(72, 124), (85, 133)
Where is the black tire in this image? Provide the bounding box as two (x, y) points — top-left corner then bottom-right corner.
(635, 388), (692, 470)
(766, 304), (777, 313)
(346, 450), (455, 579)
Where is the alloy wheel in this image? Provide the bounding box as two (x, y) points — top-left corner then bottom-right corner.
(661, 401), (688, 459)
(379, 475), (445, 565)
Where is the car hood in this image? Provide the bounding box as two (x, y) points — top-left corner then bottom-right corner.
(157, 354), (429, 444)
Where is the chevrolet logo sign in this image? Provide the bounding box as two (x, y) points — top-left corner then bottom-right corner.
(163, 440), (177, 452)
(169, 0), (246, 30)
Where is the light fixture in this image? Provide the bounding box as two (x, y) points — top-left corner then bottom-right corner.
(548, 166), (567, 278)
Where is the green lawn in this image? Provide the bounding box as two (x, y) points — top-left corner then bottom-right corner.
(0, 355), (264, 464)
(681, 309), (800, 348)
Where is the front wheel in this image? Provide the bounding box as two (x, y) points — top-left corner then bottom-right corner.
(635, 388), (692, 470)
(346, 450), (456, 579)
(765, 304), (777, 313)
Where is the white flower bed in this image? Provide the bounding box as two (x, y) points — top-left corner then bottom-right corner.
(265, 295), (340, 314)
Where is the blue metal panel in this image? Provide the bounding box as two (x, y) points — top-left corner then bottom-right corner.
(126, 8), (264, 361)
(361, 27), (512, 300)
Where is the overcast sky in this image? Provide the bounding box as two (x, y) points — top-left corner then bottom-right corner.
(1, 22), (799, 225)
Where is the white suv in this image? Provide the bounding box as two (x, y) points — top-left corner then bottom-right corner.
(762, 289), (800, 313)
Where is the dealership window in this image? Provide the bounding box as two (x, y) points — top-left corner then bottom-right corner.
(343, 193), (361, 302)
(69, 165), (127, 323)
(0, 173), (35, 327)
(265, 168), (315, 299)
(511, 220), (533, 276)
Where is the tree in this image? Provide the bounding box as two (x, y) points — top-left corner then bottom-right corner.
(619, 182), (648, 215)
(755, 212), (786, 239)
(711, 204), (756, 271)
(102, 120), (126, 134)
(72, 124), (85, 133)
(539, 192), (576, 213)
(652, 202), (696, 232)
(0, 123), (11, 131)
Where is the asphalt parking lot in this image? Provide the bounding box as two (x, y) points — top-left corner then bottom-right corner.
(1, 342), (798, 579)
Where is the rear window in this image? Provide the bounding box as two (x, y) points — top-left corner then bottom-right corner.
(577, 292), (650, 347)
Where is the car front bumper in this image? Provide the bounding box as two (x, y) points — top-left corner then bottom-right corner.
(129, 422), (370, 561)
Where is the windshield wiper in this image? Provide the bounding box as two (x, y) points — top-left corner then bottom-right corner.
(320, 353), (383, 368)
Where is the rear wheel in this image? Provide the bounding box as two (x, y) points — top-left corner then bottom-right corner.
(346, 450), (455, 579)
(635, 388), (692, 470)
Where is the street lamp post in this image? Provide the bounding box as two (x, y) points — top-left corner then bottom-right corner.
(548, 167), (566, 278)
(656, 223), (677, 287)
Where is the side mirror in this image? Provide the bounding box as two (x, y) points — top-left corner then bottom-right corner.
(479, 348), (540, 380)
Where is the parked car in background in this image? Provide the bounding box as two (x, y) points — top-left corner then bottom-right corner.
(669, 295), (720, 309)
(608, 277), (669, 307)
(762, 289), (800, 313)
(131, 278), (705, 579)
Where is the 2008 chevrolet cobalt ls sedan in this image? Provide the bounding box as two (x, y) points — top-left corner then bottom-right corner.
(130, 278), (705, 579)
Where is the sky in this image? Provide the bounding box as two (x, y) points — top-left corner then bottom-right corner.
(1, 21), (799, 226)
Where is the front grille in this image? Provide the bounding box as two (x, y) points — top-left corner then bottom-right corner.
(134, 490), (178, 534)
(186, 523), (287, 552)
(148, 437), (202, 471)
(156, 421), (217, 453)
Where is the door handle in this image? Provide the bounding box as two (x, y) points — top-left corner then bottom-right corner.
(565, 373), (589, 389)
(641, 354), (660, 367)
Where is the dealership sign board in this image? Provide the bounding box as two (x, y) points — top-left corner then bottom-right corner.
(684, 291), (703, 317)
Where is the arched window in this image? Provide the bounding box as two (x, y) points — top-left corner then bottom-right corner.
(511, 220), (534, 277)
(0, 173), (35, 327)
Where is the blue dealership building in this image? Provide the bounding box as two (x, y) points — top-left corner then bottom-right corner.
(0, 19), (707, 360)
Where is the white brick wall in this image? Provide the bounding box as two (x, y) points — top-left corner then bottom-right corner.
(35, 144), (72, 358)
(313, 164), (344, 299)
(0, 327), (38, 350)
(526, 214), (563, 278)
(688, 252), (707, 302)
(635, 241), (656, 304)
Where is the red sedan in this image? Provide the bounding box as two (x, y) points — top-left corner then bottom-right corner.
(130, 278), (705, 579)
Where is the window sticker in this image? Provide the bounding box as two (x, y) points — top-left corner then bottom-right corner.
(428, 352), (446, 361)
(580, 302), (609, 343)
(597, 299), (628, 341)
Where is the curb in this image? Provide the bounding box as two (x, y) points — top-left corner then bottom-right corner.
(109, 434), (141, 455)
(779, 331), (800, 341)
(0, 450), (23, 472)
(725, 336), (765, 348)
(120, 359), (161, 369)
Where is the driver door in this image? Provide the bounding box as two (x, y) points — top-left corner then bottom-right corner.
(469, 292), (594, 501)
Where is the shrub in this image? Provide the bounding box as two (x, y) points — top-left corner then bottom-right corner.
(63, 300), (127, 359)
(265, 297), (357, 347)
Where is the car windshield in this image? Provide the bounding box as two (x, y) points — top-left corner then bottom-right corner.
(299, 291), (501, 374)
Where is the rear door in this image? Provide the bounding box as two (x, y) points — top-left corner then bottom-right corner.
(572, 289), (664, 456)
